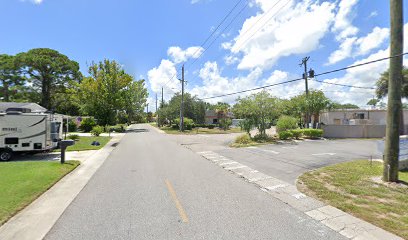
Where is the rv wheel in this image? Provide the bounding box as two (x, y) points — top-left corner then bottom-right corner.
(0, 150), (13, 161)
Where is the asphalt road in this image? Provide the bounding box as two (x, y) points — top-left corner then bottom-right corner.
(45, 124), (345, 240)
(175, 133), (381, 184)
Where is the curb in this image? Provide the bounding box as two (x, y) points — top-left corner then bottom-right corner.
(197, 151), (403, 240)
(0, 134), (126, 240)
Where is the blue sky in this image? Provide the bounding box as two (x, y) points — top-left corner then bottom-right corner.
(1, 0), (407, 108)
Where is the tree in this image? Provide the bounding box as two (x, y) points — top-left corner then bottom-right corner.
(123, 80), (148, 124)
(159, 93), (205, 125)
(331, 102), (360, 109)
(376, 67), (408, 99)
(16, 48), (81, 110)
(233, 91), (280, 137)
(293, 90), (331, 128)
(367, 99), (380, 108)
(0, 54), (25, 102)
(80, 60), (135, 126)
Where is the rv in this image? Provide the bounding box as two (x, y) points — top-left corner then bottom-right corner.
(0, 110), (63, 161)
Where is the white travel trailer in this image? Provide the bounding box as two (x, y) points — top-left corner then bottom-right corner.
(0, 110), (63, 161)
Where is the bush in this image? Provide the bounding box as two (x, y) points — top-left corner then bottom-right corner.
(80, 118), (96, 132)
(290, 129), (303, 140)
(208, 124), (215, 129)
(302, 129), (323, 139)
(109, 124), (126, 133)
(68, 120), (77, 132)
(220, 118), (232, 130)
(234, 134), (252, 145)
(67, 134), (80, 141)
(276, 115), (298, 133)
(91, 125), (104, 136)
(278, 131), (293, 140)
(253, 133), (273, 143)
(174, 118), (194, 130)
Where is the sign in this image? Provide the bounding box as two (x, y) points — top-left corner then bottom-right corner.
(377, 136), (408, 161)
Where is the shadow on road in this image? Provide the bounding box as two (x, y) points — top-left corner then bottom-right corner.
(126, 128), (149, 133)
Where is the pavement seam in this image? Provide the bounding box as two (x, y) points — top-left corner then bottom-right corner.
(198, 151), (403, 240)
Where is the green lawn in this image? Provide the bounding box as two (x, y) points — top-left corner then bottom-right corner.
(64, 136), (111, 151)
(298, 160), (408, 239)
(154, 125), (243, 135)
(0, 161), (80, 225)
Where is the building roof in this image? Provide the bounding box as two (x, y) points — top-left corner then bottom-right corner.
(0, 102), (47, 113)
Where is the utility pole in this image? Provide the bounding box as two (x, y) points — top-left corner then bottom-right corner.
(384, 0), (403, 182)
(179, 65), (185, 132)
(300, 56), (310, 128)
(156, 93), (158, 127)
(161, 87), (164, 107)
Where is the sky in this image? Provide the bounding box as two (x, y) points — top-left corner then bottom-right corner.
(1, 0), (407, 110)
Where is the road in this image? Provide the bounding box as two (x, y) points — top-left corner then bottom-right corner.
(45, 124), (345, 240)
(175, 134), (381, 184)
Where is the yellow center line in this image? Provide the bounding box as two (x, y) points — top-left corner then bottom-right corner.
(165, 179), (189, 223)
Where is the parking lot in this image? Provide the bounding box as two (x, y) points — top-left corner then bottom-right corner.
(174, 134), (381, 184)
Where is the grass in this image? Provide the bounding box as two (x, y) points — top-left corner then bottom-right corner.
(61, 136), (111, 151)
(0, 160), (80, 225)
(298, 160), (408, 239)
(153, 124), (243, 135)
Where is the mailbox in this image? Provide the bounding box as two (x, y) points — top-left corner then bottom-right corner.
(60, 140), (75, 164)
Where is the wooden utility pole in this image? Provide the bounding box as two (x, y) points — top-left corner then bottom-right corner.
(300, 57), (310, 128)
(156, 93), (158, 127)
(179, 65), (185, 132)
(384, 0), (403, 182)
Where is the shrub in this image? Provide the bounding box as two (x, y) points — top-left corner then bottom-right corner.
(302, 129), (323, 139)
(80, 117), (96, 132)
(109, 124), (126, 133)
(253, 133), (273, 143)
(234, 134), (252, 145)
(278, 131), (293, 140)
(68, 120), (77, 132)
(220, 118), (232, 130)
(174, 118), (194, 130)
(208, 124), (215, 129)
(276, 115), (298, 133)
(91, 125), (104, 136)
(290, 129), (303, 140)
(67, 134), (80, 141)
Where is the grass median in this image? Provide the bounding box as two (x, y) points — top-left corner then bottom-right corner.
(0, 160), (80, 225)
(298, 160), (408, 239)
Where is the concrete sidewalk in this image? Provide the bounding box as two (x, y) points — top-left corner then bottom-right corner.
(0, 133), (125, 240)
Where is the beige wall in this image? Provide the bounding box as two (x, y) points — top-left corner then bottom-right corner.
(320, 110), (408, 125)
(322, 125), (408, 138)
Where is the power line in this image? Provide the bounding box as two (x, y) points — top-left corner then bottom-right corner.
(199, 77), (303, 100)
(229, 0), (290, 54)
(187, 0), (250, 69)
(189, 0), (245, 60)
(312, 79), (376, 89)
(314, 52), (408, 77)
(198, 52), (408, 101)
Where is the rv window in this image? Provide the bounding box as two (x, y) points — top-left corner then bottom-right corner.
(22, 143), (30, 147)
(5, 138), (19, 144)
(34, 143), (42, 149)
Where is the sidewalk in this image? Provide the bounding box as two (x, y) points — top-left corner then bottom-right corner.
(0, 133), (125, 240)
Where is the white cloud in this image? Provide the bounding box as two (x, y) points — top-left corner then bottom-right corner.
(327, 37), (357, 65)
(147, 59), (179, 100)
(355, 27), (389, 55)
(167, 46), (204, 64)
(224, 0), (336, 70)
(332, 0), (359, 41)
(368, 11), (378, 19)
(189, 61), (263, 104)
(21, 0), (43, 4)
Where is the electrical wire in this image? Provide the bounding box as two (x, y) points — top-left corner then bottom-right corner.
(198, 52), (407, 101)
